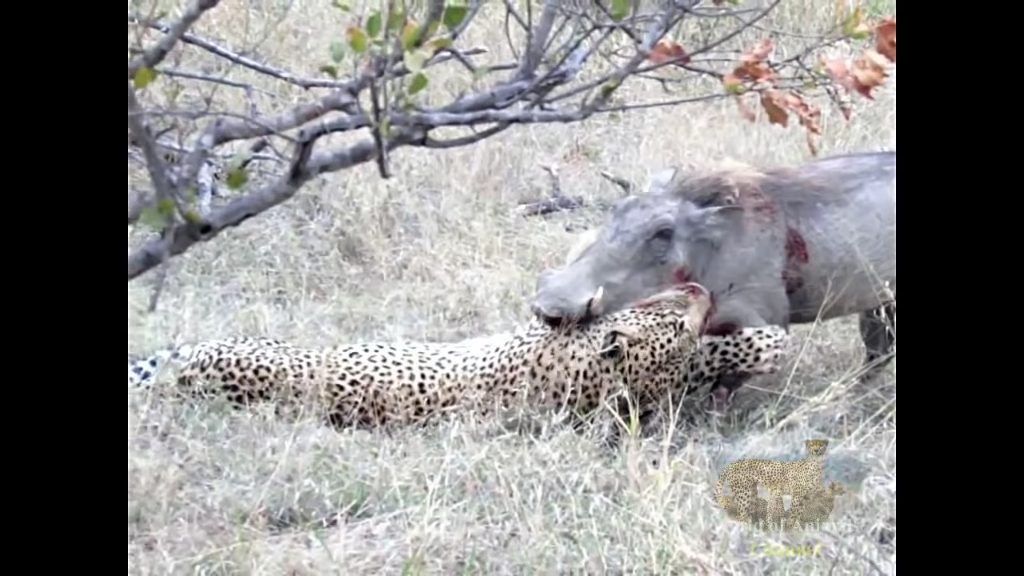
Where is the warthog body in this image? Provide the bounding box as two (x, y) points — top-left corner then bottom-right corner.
(530, 151), (896, 409)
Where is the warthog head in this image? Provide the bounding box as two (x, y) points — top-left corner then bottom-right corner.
(530, 169), (746, 327)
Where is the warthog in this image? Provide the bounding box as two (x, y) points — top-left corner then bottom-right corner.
(530, 151), (896, 411)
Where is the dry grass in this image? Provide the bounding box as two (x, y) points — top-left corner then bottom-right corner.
(128, 1), (896, 574)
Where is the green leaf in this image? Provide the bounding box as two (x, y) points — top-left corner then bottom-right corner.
(139, 206), (166, 230)
(379, 116), (393, 139)
(426, 37), (452, 52)
(183, 209), (202, 224)
(319, 64), (338, 78)
(609, 0), (629, 22)
(841, 8), (871, 40)
(403, 49), (430, 73)
(157, 196), (176, 214)
(133, 66), (157, 89)
(226, 167), (248, 190)
(442, 4), (468, 31)
(331, 0), (351, 11)
(329, 41), (346, 63)
(407, 72), (429, 95)
(401, 22), (421, 51)
(599, 78), (621, 98)
(472, 65), (491, 81)
(347, 27), (369, 54)
(387, 10), (406, 32)
(366, 11), (382, 38)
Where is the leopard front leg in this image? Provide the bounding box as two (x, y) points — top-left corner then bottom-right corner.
(786, 488), (817, 531)
(702, 296), (784, 413)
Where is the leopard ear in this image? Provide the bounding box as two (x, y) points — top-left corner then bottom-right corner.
(599, 328), (637, 360)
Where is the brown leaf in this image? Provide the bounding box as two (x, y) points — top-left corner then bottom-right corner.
(875, 17), (896, 62)
(737, 61), (775, 82)
(723, 72), (744, 93)
(760, 89), (789, 127)
(732, 38), (776, 83)
(823, 58), (849, 83)
(849, 49), (889, 99)
(783, 91), (822, 135)
(648, 39), (691, 66)
(823, 57), (858, 94)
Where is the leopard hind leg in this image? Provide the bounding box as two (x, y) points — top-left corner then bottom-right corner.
(730, 482), (761, 524)
(764, 492), (786, 531)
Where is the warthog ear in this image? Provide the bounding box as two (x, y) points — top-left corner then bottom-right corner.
(598, 327), (638, 360)
(682, 205), (745, 241)
(645, 167), (679, 195)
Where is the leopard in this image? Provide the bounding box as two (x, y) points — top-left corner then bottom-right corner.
(714, 439), (830, 529)
(128, 285), (791, 431)
(719, 481), (845, 532)
(718, 494), (771, 527)
(785, 480), (846, 531)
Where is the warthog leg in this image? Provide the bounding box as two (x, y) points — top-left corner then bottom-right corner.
(858, 300), (896, 380)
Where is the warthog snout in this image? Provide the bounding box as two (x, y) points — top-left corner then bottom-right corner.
(530, 273), (604, 327)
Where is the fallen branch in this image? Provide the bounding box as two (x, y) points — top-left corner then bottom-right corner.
(600, 170), (634, 195)
(515, 196), (586, 217)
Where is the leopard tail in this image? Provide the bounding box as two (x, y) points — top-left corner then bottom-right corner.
(128, 343), (195, 388)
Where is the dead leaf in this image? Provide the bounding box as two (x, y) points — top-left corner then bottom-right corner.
(823, 57), (849, 82)
(849, 49), (889, 98)
(875, 17), (896, 62)
(760, 89), (789, 127)
(648, 39), (691, 66)
(722, 72), (744, 93)
(823, 57), (857, 93)
(733, 38), (776, 82)
(783, 91), (822, 135)
(737, 61), (775, 82)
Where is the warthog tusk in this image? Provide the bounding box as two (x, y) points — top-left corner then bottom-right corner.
(590, 286), (604, 310)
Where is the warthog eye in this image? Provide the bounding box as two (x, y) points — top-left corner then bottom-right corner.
(652, 227), (674, 242)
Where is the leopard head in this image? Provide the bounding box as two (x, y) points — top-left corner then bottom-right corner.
(805, 439), (829, 457)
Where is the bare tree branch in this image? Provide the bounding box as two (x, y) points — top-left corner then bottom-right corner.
(129, 14), (351, 90)
(127, 0), (897, 283)
(128, 128), (423, 280)
(127, 0), (221, 80)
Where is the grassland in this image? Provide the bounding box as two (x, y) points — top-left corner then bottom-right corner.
(128, 1), (896, 573)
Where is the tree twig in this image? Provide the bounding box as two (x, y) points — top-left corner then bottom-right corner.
(126, 0), (896, 281)
(600, 170), (633, 195)
(129, 14), (357, 90)
(127, 0), (222, 80)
